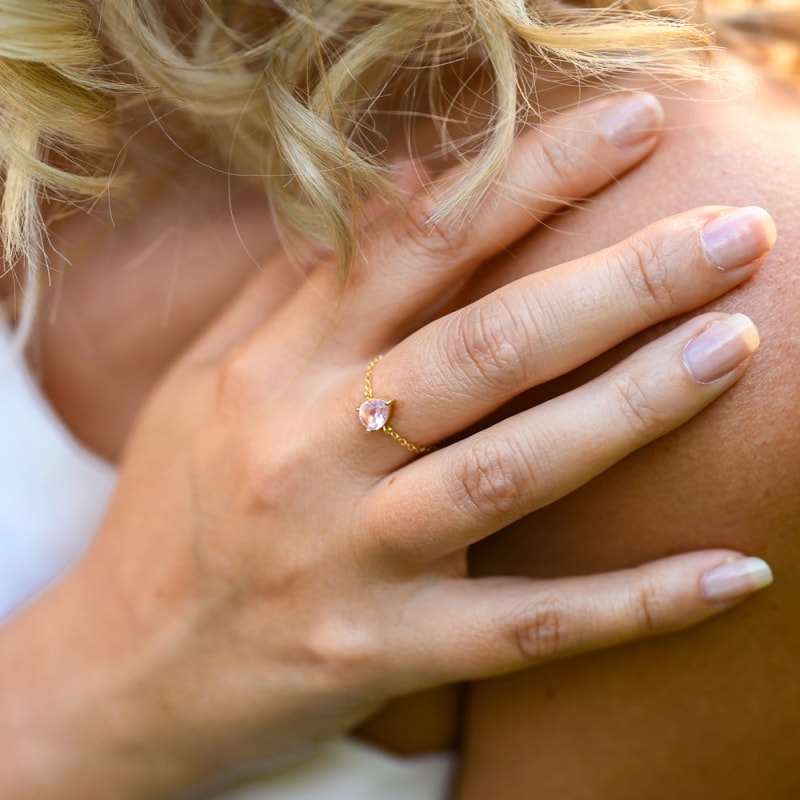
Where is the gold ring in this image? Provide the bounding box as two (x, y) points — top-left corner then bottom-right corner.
(356, 356), (435, 455)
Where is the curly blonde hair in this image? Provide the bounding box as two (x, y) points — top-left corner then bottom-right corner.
(0, 0), (796, 294)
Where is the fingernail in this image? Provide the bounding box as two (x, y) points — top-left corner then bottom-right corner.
(701, 557), (773, 604)
(596, 93), (664, 148)
(702, 206), (777, 270)
(683, 313), (760, 384)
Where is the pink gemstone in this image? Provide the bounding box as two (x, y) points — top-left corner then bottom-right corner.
(359, 398), (392, 431)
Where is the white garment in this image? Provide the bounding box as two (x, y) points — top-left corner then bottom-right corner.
(0, 316), (116, 619)
(0, 310), (454, 799)
(206, 741), (453, 800)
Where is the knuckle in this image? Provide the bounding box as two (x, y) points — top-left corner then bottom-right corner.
(614, 234), (677, 315)
(217, 348), (256, 407)
(449, 297), (528, 393)
(214, 359), (302, 514)
(450, 437), (530, 522)
(515, 599), (569, 662)
(630, 575), (669, 635)
(613, 371), (664, 437)
(243, 448), (295, 515)
(302, 616), (381, 688)
(396, 199), (470, 264)
(535, 134), (584, 188)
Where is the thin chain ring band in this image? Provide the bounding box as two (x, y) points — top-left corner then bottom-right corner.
(356, 356), (436, 455)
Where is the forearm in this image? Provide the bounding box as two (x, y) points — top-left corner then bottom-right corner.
(0, 565), (201, 800)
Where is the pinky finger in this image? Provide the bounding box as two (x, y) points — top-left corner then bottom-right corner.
(397, 551), (773, 689)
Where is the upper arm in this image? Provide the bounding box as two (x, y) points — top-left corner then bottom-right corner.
(457, 56), (800, 799)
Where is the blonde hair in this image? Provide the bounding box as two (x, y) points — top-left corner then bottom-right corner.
(0, 0), (795, 294)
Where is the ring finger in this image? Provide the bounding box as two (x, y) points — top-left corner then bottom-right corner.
(353, 205), (774, 461)
(362, 311), (760, 559)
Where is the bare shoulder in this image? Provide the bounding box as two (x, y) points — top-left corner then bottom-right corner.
(458, 56), (800, 799)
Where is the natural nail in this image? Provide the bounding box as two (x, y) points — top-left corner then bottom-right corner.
(702, 557), (773, 604)
(596, 93), (664, 148)
(702, 206), (777, 270)
(684, 313), (760, 384)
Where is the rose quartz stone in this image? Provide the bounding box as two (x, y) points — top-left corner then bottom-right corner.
(359, 398), (391, 431)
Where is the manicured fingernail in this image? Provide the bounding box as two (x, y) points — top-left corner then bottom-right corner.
(683, 313), (760, 384)
(596, 93), (664, 148)
(701, 557), (773, 604)
(702, 206), (777, 270)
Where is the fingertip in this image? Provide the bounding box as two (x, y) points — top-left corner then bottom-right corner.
(701, 205), (777, 271)
(700, 556), (774, 605)
(595, 92), (664, 149)
(683, 313), (760, 385)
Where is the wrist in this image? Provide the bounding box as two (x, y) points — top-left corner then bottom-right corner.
(0, 563), (208, 799)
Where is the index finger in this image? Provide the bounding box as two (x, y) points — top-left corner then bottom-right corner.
(337, 92), (665, 343)
(211, 93), (665, 368)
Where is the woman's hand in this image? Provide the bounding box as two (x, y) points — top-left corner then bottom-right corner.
(0, 93), (775, 798)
